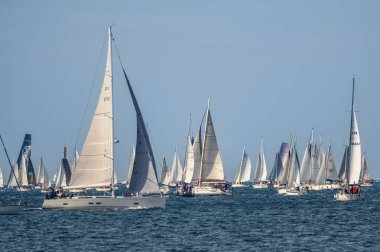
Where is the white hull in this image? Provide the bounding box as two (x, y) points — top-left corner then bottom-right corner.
(277, 188), (287, 194)
(232, 184), (248, 188)
(42, 195), (166, 209)
(285, 189), (307, 196)
(334, 192), (364, 201)
(361, 183), (373, 187)
(193, 186), (226, 196)
(0, 205), (23, 214)
(70, 188), (86, 193)
(308, 184), (341, 191)
(253, 183), (270, 189)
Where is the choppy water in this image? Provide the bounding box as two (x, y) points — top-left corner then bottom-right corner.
(1, 183), (379, 251)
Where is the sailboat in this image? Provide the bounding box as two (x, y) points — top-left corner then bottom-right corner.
(335, 78), (364, 201)
(18, 154), (29, 191)
(183, 121), (195, 185)
(0, 135), (24, 214)
(159, 157), (171, 194)
(252, 141), (269, 189)
(312, 143), (341, 190)
(270, 143), (290, 189)
(284, 141), (306, 196)
(192, 98), (228, 196)
(35, 158), (51, 192)
(360, 153), (373, 187)
(169, 148), (183, 188)
(300, 129), (320, 188)
(232, 147), (251, 188)
(42, 26), (165, 209)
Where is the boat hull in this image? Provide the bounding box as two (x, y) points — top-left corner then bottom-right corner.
(253, 183), (270, 189)
(193, 186), (226, 196)
(334, 192), (364, 201)
(285, 190), (307, 196)
(277, 188), (287, 194)
(42, 195), (166, 209)
(232, 184), (248, 188)
(308, 184), (341, 191)
(0, 205), (23, 215)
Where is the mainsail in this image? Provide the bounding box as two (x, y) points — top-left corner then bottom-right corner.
(200, 100), (225, 183)
(19, 155), (28, 187)
(160, 157), (171, 185)
(316, 144), (338, 184)
(170, 148), (183, 184)
(346, 78), (361, 185)
(70, 27), (114, 189)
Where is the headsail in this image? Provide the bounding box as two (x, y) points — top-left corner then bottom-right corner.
(126, 146), (135, 186)
(338, 146), (348, 181)
(191, 128), (202, 185)
(160, 157), (171, 185)
(70, 27), (114, 189)
(170, 148), (183, 184)
(233, 147), (251, 184)
(253, 142), (267, 182)
(200, 99), (225, 183)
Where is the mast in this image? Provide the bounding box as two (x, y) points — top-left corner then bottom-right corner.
(109, 26), (115, 197)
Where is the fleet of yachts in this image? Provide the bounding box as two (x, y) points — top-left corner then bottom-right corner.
(0, 27), (374, 213)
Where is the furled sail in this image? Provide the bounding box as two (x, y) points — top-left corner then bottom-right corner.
(200, 100), (225, 183)
(70, 27), (114, 189)
(170, 148), (183, 184)
(183, 136), (195, 184)
(191, 128), (202, 185)
(160, 157), (171, 185)
(347, 79), (361, 185)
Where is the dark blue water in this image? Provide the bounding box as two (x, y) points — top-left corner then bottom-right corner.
(1, 184), (379, 251)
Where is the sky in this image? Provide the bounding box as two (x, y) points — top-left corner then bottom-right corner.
(1, 0), (380, 182)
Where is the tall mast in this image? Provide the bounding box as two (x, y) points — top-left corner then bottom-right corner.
(108, 26), (115, 197)
(349, 77), (355, 150)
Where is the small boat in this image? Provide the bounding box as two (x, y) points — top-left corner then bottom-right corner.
(334, 78), (364, 201)
(36, 158), (52, 193)
(232, 146), (251, 188)
(299, 129), (320, 187)
(252, 141), (270, 189)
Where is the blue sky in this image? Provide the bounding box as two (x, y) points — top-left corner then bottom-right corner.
(1, 0), (379, 181)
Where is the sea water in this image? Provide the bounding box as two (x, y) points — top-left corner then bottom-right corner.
(0, 183), (379, 251)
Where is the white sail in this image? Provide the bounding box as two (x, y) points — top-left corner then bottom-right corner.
(253, 142), (267, 182)
(300, 131), (320, 183)
(70, 27), (114, 189)
(20, 155), (28, 186)
(183, 136), (195, 184)
(37, 159), (50, 189)
(360, 153), (370, 182)
(170, 148), (183, 184)
(318, 145), (325, 168)
(277, 143), (290, 185)
(55, 164), (66, 189)
(8, 163), (19, 187)
(286, 145), (301, 189)
(200, 100), (225, 183)
(0, 166), (3, 188)
(347, 80), (361, 185)
(316, 144), (338, 185)
(338, 146), (348, 180)
(233, 147), (251, 184)
(126, 146), (135, 186)
(160, 157), (171, 185)
(191, 128), (202, 185)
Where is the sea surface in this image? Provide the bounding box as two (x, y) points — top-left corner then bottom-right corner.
(1, 183), (379, 252)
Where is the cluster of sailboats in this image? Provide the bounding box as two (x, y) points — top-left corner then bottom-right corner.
(0, 27), (374, 214)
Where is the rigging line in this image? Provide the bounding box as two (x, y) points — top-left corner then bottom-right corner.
(74, 29), (108, 151)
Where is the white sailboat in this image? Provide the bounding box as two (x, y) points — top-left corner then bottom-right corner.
(193, 98), (227, 196)
(43, 27), (165, 209)
(35, 158), (51, 192)
(300, 129), (320, 186)
(252, 141), (269, 189)
(18, 154), (29, 191)
(360, 153), (373, 187)
(312, 143), (341, 190)
(284, 141), (306, 196)
(232, 147), (251, 188)
(272, 142), (290, 189)
(335, 78), (364, 201)
(191, 127), (202, 186)
(159, 157), (171, 194)
(169, 148), (183, 187)
(183, 127), (195, 184)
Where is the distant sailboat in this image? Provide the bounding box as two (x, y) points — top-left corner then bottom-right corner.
(183, 124), (195, 184)
(169, 148), (183, 187)
(159, 157), (171, 194)
(35, 158), (51, 191)
(275, 142), (290, 189)
(300, 129), (320, 185)
(360, 153), (373, 187)
(18, 154), (29, 191)
(252, 141), (269, 189)
(335, 78), (364, 201)
(232, 147), (251, 188)
(284, 141), (306, 196)
(313, 143), (340, 190)
(191, 127), (202, 186)
(193, 98), (227, 196)
(43, 27), (165, 209)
